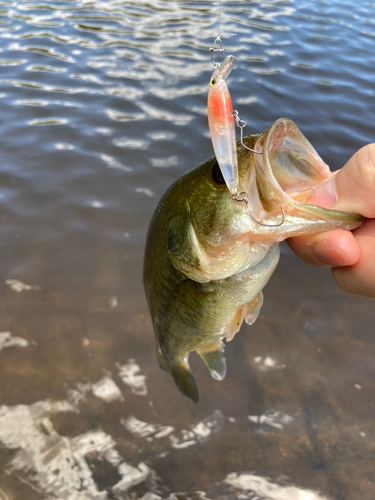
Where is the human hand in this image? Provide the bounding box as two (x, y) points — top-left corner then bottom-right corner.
(287, 144), (375, 299)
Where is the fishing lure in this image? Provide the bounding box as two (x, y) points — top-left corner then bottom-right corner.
(207, 53), (239, 194)
(208, 39), (284, 227)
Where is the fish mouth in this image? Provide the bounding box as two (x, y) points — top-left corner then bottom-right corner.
(239, 118), (363, 236)
(254, 118), (334, 209)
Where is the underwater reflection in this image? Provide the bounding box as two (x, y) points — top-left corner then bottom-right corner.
(0, 395), (328, 499)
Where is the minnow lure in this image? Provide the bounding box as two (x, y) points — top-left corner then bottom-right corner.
(207, 54), (239, 195)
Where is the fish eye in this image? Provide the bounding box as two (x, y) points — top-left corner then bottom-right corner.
(211, 162), (226, 185)
(210, 78), (217, 86)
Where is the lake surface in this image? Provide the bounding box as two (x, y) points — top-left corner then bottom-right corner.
(0, 0), (374, 498)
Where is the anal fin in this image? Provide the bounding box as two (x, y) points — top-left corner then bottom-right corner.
(245, 292), (264, 326)
(198, 343), (227, 381)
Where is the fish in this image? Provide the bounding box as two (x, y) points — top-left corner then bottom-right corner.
(143, 118), (363, 403)
(207, 55), (239, 194)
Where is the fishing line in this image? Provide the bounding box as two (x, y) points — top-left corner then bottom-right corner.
(218, 0), (221, 37)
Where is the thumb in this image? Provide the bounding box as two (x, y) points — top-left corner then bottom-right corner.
(287, 145), (375, 268)
(307, 144), (375, 217)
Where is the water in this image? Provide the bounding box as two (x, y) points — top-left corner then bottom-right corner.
(0, 0), (374, 498)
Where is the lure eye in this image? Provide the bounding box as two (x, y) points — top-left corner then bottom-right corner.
(211, 161), (226, 185)
(210, 78), (217, 86)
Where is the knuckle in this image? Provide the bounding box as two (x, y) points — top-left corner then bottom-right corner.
(332, 267), (356, 296)
(332, 265), (375, 300)
(337, 143), (375, 217)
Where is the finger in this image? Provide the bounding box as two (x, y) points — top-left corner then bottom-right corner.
(332, 220), (375, 299)
(308, 144), (375, 217)
(287, 229), (360, 267)
(287, 144), (375, 267)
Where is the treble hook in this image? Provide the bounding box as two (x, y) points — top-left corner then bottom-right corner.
(230, 120), (284, 228)
(232, 191), (285, 228)
(209, 35), (225, 67)
(231, 110), (262, 154)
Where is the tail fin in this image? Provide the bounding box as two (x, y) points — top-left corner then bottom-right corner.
(157, 349), (199, 403)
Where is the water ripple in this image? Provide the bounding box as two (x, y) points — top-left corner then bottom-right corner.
(0, 58), (26, 65)
(0, 78), (88, 93)
(17, 29), (85, 44)
(26, 64), (67, 72)
(138, 101), (194, 125)
(14, 98), (48, 105)
(28, 117), (68, 125)
(21, 45), (75, 62)
(104, 107), (145, 122)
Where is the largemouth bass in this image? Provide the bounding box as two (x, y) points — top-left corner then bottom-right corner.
(143, 118), (362, 403)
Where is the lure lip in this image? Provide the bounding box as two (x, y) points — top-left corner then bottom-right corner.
(210, 54), (236, 81)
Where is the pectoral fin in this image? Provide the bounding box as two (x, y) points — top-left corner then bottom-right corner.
(168, 201), (235, 283)
(168, 202), (210, 283)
